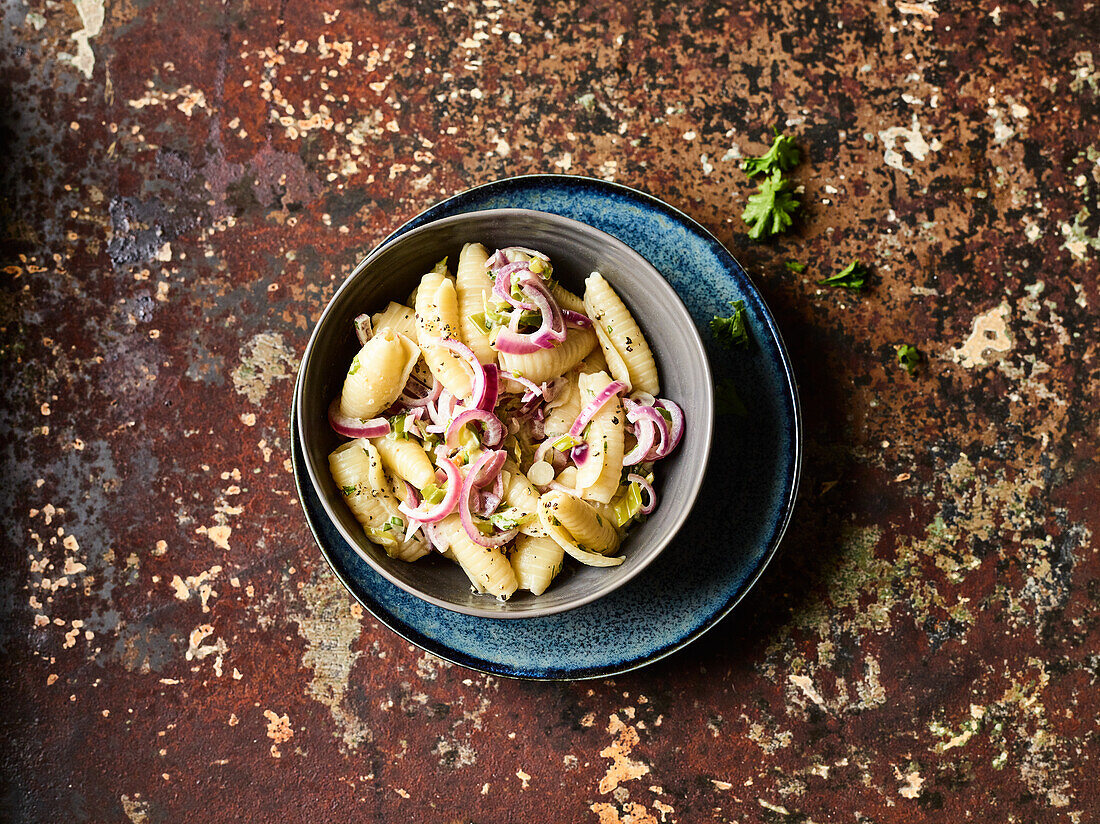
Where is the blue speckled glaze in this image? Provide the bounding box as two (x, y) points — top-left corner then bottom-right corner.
(291, 175), (801, 680)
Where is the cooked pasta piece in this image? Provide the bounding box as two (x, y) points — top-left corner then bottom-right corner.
(329, 440), (427, 560)
(434, 514), (518, 599)
(416, 274), (474, 398)
(584, 272), (659, 396)
(580, 346), (610, 375)
(339, 330), (419, 419)
(456, 242), (496, 364)
(548, 491), (620, 554)
(502, 466), (546, 536)
(549, 281), (586, 314)
(575, 370), (625, 503)
(538, 491), (624, 567)
(510, 535), (565, 595)
(371, 434), (436, 490)
(371, 301), (418, 339)
(497, 325), (596, 385)
(592, 322), (632, 391)
(543, 372), (582, 438)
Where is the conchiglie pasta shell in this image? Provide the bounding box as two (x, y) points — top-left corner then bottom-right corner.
(434, 514), (518, 599)
(339, 330), (419, 419)
(456, 242), (496, 364)
(584, 272), (659, 395)
(497, 325), (596, 385)
(510, 535), (565, 595)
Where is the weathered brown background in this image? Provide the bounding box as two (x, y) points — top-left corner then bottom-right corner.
(3, 0), (1098, 821)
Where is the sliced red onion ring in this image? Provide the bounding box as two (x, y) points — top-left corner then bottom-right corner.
(398, 374), (440, 408)
(500, 370), (542, 399)
(567, 381), (628, 438)
(328, 398), (391, 439)
(478, 363), (500, 412)
(398, 458), (461, 524)
(471, 449), (507, 487)
(501, 246), (550, 264)
(353, 313), (373, 345)
(459, 451), (520, 547)
(625, 405), (668, 463)
(434, 338), (493, 407)
(402, 481), (420, 507)
(492, 274), (566, 354)
(622, 411), (657, 466)
(445, 408), (505, 449)
(654, 399), (684, 458)
(627, 473), (657, 514)
(571, 441), (591, 468)
(561, 309), (593, 328)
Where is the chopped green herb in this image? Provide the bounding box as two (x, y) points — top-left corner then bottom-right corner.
(607, 325), (614, 334)
(742, 169), (800, 240)
(431, 257), (449, 276)
(551, 434), (582, 452)
(341, 484), (358, 497)
(820, 260), (869, 291)
(489, 509), (530, 531)
(347, 355), (361, 376)
(785, 260), (807, 273)
(715, 380), (748, 417)
(468, 312), (491, 335)
(389, 414), (411, 440)
(741, 129), (801, 178)
(421, 483), (446, 505)
(896, 344), (921, 376)
(613, 482), (645, 527)
(710, 299), (750, 347)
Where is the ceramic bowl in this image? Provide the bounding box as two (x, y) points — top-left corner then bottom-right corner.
(296, 208), (714, 618)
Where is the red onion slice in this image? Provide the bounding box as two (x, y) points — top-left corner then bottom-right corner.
(398, 458), (461, 524)
(445, 408), (505, 449)
(398, 374), (440, 408)
(500, 370), (542, 400)
(654, 399), (684, 458)
(478, 363), (500, 412)
(353, 314), (373, 345)
(567, 381), (628, 438)
(622, 411), (657, 466)
(561, 309), (593, 328)
(627, 473), (656, 514)
(625, 405), (669, 463)
(328, 398), (391, 439)
(459, 451), (520, 547)
(434, 338), (491, 407)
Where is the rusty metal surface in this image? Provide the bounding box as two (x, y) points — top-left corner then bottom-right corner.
(2, 0), (1098, 821)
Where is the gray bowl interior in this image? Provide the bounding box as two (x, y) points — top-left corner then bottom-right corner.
(297, 209), (714, 618)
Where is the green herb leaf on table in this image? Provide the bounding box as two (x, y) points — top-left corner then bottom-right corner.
(741, 130), (800, 178)
(820, 260), (869, 290)
(896, 344), (920, 375)
(785, 260), (806, 273)
(710, 299), (750, 347)
(742, 169), (800, 241)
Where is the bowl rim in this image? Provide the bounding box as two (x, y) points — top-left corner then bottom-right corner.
(295, 207), (715, 619)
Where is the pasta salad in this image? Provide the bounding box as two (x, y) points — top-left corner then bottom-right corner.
(327, 243), (684, 599)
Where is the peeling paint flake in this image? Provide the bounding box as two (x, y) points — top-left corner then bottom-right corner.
(878, 115), (942, 174)
(69, 0), (105, 78)
(948, 301), (1013, 368)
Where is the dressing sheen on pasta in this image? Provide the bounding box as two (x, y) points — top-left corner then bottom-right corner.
(326, 245), (685, 600)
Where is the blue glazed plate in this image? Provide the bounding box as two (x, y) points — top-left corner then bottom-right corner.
(291, 175), (801, 680)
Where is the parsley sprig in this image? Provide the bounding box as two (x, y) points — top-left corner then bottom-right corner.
(820, 260), (869, 291)
(742, 169), (800, 241)
(710, 299), (750, 346)
(741, 129), (801, 177)
(896, 344), (920, 375)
